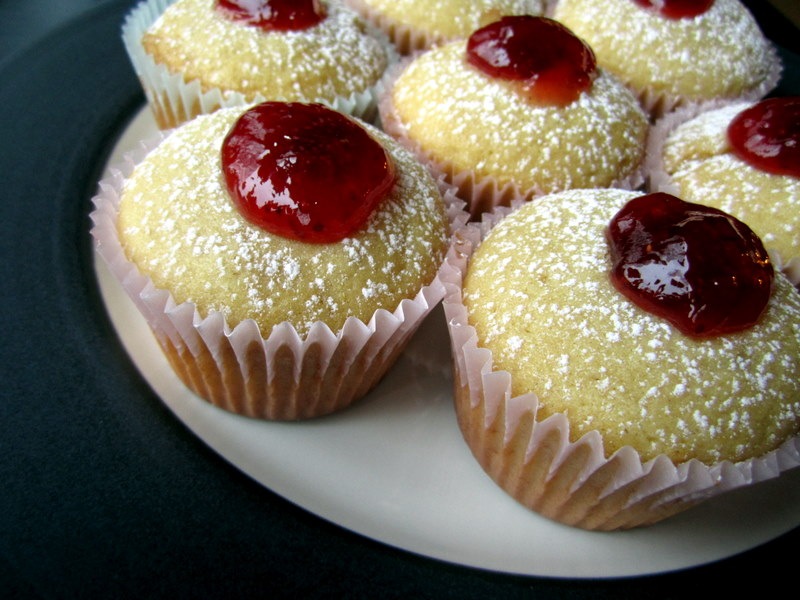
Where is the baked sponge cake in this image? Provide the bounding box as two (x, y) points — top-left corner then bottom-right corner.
(553, 0), (781, 116)
(649, 97), (800, 284)
(380, 16), (648, 215)
(92, 101), (453, 420)
(123, 0), (391, 128)
(443, 187), (800, 529)
(344, 0), (545, 54)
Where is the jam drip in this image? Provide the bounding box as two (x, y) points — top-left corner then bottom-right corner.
(216, 0), (326, 32)
(727, 97), (800, 179)
(607, 193), (774, 337)
(631, 0), (714, 19)
(221, 102), (396, 243)
(466, 16), (597, 107)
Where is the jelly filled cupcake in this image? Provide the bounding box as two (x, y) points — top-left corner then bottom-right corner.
(380, 15), (648, 216)
(442, 187), (800, 529)
(123, 0), (392, 128)
(648, 96), (800, 284)
(91, 101), (458, 420)
(553, 0), (782, 117)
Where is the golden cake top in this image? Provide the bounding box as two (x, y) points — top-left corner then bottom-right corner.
(142, 0), (389, 102)
(118, 105), (449, 336)
(388, 40), (648, 195)
(660, 102), (800, 270)
(463, 188), (800, 464)
(553, 0), (778, 106)
(349, 0), (544, 44)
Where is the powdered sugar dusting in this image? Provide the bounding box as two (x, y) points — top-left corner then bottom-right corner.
(349, 0), (545, 40)
(553, 0), (778, 103)
(390, 41), (647, 194)
(118, 106), (448, 336)
(662, 102), (800, 269)
(143, 0), (388, 101)
(662, 103), (745, 165)
(463, 188), (800, 463)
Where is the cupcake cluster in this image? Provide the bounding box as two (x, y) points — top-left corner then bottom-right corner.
(99, 0), (473, 420)
(94, 0), (799, 530)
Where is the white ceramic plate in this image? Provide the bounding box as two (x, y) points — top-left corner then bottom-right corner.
(94, 106), (800, 579)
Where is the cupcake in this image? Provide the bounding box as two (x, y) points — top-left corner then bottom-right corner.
(380, 16), (649, 216)
(553, 0), (782, 117)
(122, 0), (393, 129)
(648, 97), (800, 284)
(442, 187), (800, 529)
(344, 0), (546, 54)
(91, 101), (459, 420)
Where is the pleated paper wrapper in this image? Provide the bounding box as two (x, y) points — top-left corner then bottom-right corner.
(440, 207), (800, 530)
(90, 133), (468, 421)
(122, 0), (398, 129)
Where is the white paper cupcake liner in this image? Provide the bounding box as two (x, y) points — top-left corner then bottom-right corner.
(90, 132), (466, 420)
(439, 207), (800, 530)
(122, 0), (397, 129)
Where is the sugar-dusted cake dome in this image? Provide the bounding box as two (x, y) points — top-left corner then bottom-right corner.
(92, 101), (453, 420)
(345, 0), (545, 53)
(382, 26), (648, 212)
(653, 100), (800, 279)
(553, 0), (781, 114)
(118, 104), (449, 336)
(125, 0), (391, 128)
(462, 188), (800, 464)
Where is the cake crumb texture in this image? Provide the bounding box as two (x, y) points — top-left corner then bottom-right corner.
(463, 188), (800, 464)
(554, 0), (776, 102)
(390, 41), (647, 195)
(350, 0), (545, 41)
(142, 0), (388, 102)
(118, 107), (448, 337)
(661, 102), (800, 267)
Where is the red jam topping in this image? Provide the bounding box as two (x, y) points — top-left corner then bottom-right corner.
(631, 0), (714, 19)
(607, 193), (774, 337)
(465, 16), (597, 107)
(727, 97), (800, 179)
(216, 0), (325, 32)
(221, 102), (396, 243)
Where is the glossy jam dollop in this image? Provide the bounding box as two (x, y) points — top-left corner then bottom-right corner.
(221, 102), (396, 243)
(727, 97), (800, 179)
(607, 193), (774, 337)
(631, 0), (714, 19)
(466, 16), (597, 106)
(216, 0), (326, 32)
